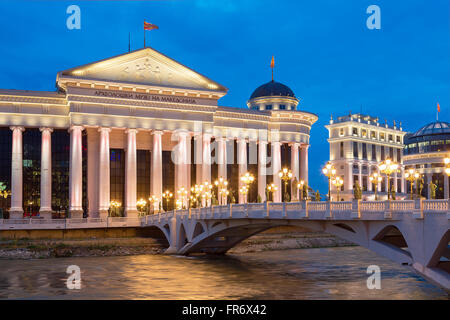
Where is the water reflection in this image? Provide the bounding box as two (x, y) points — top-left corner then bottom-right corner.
(0, 247), (447, 300)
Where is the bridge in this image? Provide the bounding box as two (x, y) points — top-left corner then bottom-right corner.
(1, 199), (449, 291)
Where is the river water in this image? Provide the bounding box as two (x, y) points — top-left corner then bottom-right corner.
(0, 246), (448, 299)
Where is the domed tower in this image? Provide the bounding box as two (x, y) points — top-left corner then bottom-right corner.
(247, 80), (299, 111)
(247, 57), (299, 111)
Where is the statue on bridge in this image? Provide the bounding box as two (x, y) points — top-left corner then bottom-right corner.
(292, 177), (298, 201)
(353, 181), (362, 200)
(429, 180), (437, 199)
(418, 178), (424, 198)
(302, 183), (309, 200)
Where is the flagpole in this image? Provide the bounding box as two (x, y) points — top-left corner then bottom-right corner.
(128, 32), (131, 52)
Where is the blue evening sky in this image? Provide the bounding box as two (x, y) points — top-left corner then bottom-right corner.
(0, 0), (448, 192)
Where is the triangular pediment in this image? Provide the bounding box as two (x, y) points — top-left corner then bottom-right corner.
(59, 47), (227, 92)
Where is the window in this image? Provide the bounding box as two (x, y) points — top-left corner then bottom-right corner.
(380, 132), (385, 141)
(266, 104), (272, 110)
(361, 129), (367, 138)
(353, 142), (358, 158)
(110, 149), (125, 216)
(352, 127), (358, 136)
(381, 147), (385, 160)
(339, 128), (344, 136)
(388, 134), (393, 142)
(371, 131), (376, 139)
(396, 136), (401, 143)
(371, 144), (376, 161)
(397, 149), (401, 162)
(279, 104), (286, 110)
(362, 143), (367, 159)
(340, 142), (344, 158)
(389, 147), (393, 159)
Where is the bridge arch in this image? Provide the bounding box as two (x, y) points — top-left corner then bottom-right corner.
(427, 229), (450, 274)
(373, 225), (411, 258)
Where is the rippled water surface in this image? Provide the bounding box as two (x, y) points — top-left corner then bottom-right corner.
(0, 246), (448, 299)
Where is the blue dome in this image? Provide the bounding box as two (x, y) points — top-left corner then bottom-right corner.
(404, 121), (450, 155)
(410, 121), (450, 138)
(250, 81), (295, 100)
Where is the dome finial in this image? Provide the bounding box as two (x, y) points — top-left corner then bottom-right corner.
(270, 56), (275, 82)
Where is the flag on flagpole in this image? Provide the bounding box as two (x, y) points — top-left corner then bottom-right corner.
(144, 21), (158, 30)
(437, 102), (441, 113)
(270, 56), (275, 81)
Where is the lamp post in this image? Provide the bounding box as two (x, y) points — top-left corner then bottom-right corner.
(202, 181), (213, 206)
(369, 172), (383, 200)
(297, 180), (305, 201)
(378, 158), (399, 200)
(177, 187), (188, 209)
(214, 177), (228, 205)
(136, 198), (147, 216)
(239, 185), (249, 204)
(331, 176), (344, 201)
(148, 195), (159, 214)
(190, 184), (204, 208)
(162, 190), (173, 211)
(404, 168), (420, 200)
(278, 168), (293, 202)
(109, 200), (121, 217)
(322, 162), (337, 201)
(266, 183), (278, 202)
(240, 172), (255, 203)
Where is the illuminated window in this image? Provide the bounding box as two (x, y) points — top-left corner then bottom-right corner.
(339, 128), (344, 136)
(371, 131), (376, 139)
(361, 129), (367, 138)
(380, 133), (385, 141)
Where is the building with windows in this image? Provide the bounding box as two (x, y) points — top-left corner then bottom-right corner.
(0, 47), (317, 219)
(325, 113), (407, 201)
(403, 121), (450, 199)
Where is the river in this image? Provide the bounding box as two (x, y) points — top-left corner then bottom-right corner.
(0, 246), (447, 299)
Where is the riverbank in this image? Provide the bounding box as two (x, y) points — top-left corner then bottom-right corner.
(0, 227), (355, 259)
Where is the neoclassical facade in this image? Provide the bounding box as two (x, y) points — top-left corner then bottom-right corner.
(326, 113), (407, 200)
(0, 47), (317, 219)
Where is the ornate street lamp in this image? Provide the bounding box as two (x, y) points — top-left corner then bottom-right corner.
(404, 168), (420, 200)
(378, 158), (399, 200)
(297, 180), (305, 201)
(109, 200), (121, 217)
(239, 185), (249, 203)
(148, 195), (159, 213)
(240, 172), (255, 202)
(322, 162), (337, 201)
(162, 190), (173, 211)
(369, 172), (383, 200)
(278, 168), (293, 202)
(202, 181), (213, 206)
(331, 176), (344, 201)
(177, 187), (188, 209)
(136, 198), (147, 216)
(266, 183), (278, 202)
(214, 177), (228, 205)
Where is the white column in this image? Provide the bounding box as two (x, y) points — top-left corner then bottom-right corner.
(202, 134), (211, 183)
(401, 167), (406, 193)
(367, 165), (372, 191)
(291, 142), (300, 200)
(39, 127), (53, 219)
(185, 134), (192, 194)
(217, 137), (227, 204)
(300, 144), (309, 185)
(151, 131), (163, 210)
(195, 134), (203, 185)
(258, 141), (267, 202)
(237, 138), (247, 203)
(444, 173), (449, 199)
(358, 163), (363, 188)
(9, 126), (24, 218)
(69, 125), (84, 218)
(217, 137), (227, 179)
(272, 141), (282, 202)
(394, 171), (398, 194)
(175, 131), (189, 207)
(345, 161), (354, 200)
(124, 129), (138, 217)
(98, 127), (111, 218)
